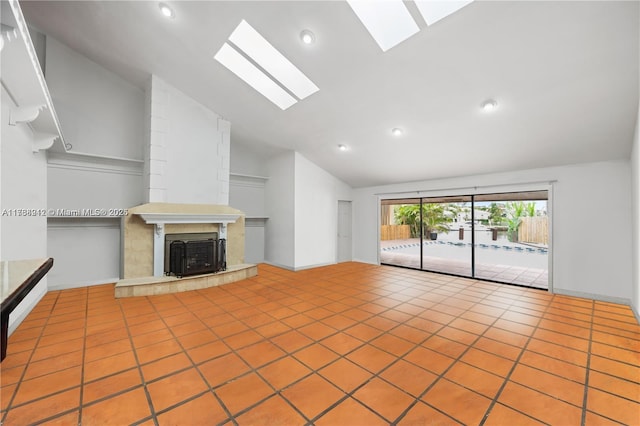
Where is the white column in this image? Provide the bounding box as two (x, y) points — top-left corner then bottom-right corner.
(217, 118), (231, 205)
(144, 75), (168, 203)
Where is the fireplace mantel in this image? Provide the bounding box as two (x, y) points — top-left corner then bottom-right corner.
(136, 213), (241, 226)
(136, 212), (240, 276)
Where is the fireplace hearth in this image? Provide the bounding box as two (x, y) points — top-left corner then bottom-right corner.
(165, 233), (226, 278)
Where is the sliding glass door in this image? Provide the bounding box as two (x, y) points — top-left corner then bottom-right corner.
(380, 190), (549, 289)
(380, 199), (421, 269)
(420, 196), (472, 277)
(473, 192), (549, 288)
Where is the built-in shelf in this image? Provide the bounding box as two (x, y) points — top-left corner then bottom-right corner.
(230, 173), (269, 181)
(245, 217), (268, 227)
(47, 150), (144, 175)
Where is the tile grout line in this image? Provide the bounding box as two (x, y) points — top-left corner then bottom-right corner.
(148, 292), (239, 426)
(75, 288), (89, 425)
(391, 278), (543, 425)
(3, 264), (638, 425)
(0, 291), (61, 424)
(476, 290), (556, 426)
(117, 296), (160, 426)
(580, 299), (595, 426)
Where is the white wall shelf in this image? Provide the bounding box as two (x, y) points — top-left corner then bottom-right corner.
(47, 151), (144, 176)
(230, 173), (269, 181)
(1, 0), (67, 153)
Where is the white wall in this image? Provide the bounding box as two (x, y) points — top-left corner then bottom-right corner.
(265, 152), (295, 268)
(45, 37), (144, 159)
(47, 219), (120, 289)
(353, 160), (633, 303)
(230, 142), (270, 177)
(263, 151), (353, 270)
(163, 80), (230, 205)
(631, 104), (640, 319)
(294, 153), (352, 269)
(1, 86), (49, 334)
(229, 142), (273, 264)
(44, 37), (145, 289)
(229, 174), (267, 264)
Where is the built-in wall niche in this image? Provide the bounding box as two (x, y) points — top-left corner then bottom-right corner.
(229, 173), (269, 264)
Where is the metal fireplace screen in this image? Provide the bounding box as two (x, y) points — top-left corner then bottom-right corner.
(165, 233), (226, 278)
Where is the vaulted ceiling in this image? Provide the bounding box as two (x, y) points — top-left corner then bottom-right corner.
(20, 1), (639, 187)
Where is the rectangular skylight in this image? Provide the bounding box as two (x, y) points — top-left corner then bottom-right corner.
(214, 43), (297, 110)
(414, 0), (474, 26)
(228, 20), (319, 100)
(347, 0), (420, 52)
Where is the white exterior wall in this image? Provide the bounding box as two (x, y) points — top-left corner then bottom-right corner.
(353, 160), (633, 303)
(1, 86), (49, 334)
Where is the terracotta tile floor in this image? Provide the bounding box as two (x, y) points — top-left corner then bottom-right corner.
(1, 263), (639, 425)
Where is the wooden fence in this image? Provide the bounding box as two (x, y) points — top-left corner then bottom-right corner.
(518, 217), (548, 245)
(380, 225), (410, 241)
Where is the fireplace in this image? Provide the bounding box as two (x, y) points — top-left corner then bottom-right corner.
(122, 203), (245, 279)
(164, 232), (226, 277)
(117, 203), (257, 298)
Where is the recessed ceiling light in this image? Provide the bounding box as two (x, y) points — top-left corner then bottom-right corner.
(347, 0), (419, 52)
(300, 30), (316, 45)
(158, 3), (175, 19)
(391, 127), (404, 137)
(481, 99), (498, 112)
(338, 144), (348, 151)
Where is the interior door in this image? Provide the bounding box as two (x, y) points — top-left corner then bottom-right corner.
(337, 200), (352, 262)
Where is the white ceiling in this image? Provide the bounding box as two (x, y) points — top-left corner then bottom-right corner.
(20, 1), (639, 188)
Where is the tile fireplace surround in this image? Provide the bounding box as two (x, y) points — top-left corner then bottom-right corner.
(116, 203), (256, 298)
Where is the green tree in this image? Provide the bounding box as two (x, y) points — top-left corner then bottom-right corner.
(394, 203), (451, 239)
(488, 202), (504, 226)
(394, 205), (422, 238)
(423, 203), (450, 238)
(505, 201), (526, 242)
(526, 202), (536, 217)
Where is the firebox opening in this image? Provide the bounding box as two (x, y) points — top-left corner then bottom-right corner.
(164, 233), (226, 278)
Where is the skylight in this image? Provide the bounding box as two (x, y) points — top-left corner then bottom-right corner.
(215, 20), (318, 110)
(214, 43), (297, 110)
(346, 0), (420, 52)
(414, 0), (474, 26)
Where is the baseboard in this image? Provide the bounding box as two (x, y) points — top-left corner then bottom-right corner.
(632, 303), (640, 325)
(262, 261), (296, 271)
(552, 288), (631, 306)
(8, 283), (47, 335)
(48, 277), (119, 291)
(352, 258), (379, 266)
(262, 261), (340, 272)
